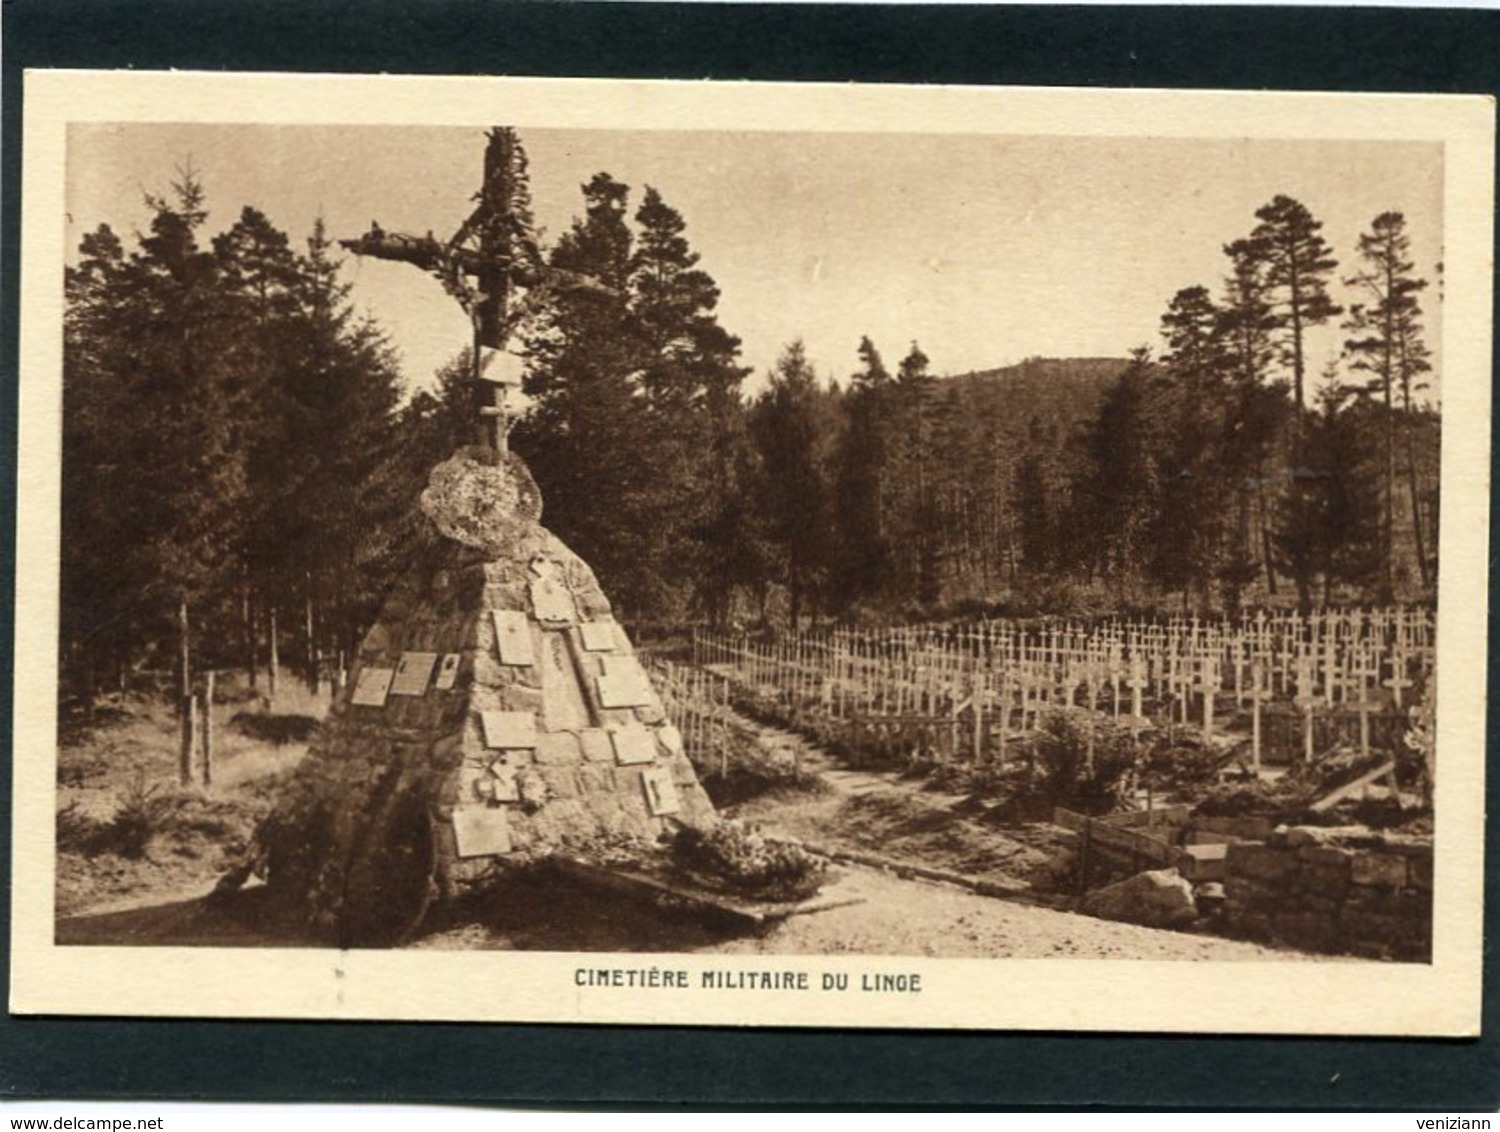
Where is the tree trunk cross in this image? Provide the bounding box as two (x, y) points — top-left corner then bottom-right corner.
(338, 127), (612, 453)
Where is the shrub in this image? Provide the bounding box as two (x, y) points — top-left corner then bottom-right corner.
(1139, 737), (1228, 792)
(230, 712), (321, 745)
(99, 773), (178, 859)
(671, 821), (827, 902)
(1028, 709), (1137, 815)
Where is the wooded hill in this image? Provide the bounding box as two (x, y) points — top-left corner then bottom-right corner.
(59, 141), (1441, 706)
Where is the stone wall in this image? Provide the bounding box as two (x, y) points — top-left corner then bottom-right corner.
(1222, 826), (1432, 960)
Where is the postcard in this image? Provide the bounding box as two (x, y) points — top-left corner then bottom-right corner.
(12, 71), (1492, 1034)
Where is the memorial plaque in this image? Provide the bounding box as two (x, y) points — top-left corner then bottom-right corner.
(487, 766), (521, 802)
(433, 652), (462, 690)
(491, 610), (535, 666)
(602, 654), (651, 690)
(528, 560), (576, 624)
(578, 620), (618, 653)
(350, 666), (395, 707)
(610, 726), (657, 766)
(480, 709), (537, 750)
(597, 673), (653, 710)
(452, 806), (512, 858)
(640, 766), (681, 816)
(389, 651), (438, 696)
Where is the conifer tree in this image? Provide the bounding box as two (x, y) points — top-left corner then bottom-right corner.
(835, 336), (898, 607)
(1343, 210), (1433, 592)
(750, 341), (839, 628)
(515, 173), (658, 613)
(628, 185), (752, 614)
(1249, 195), (1343, 413)
(1273, 382), (1383, 609)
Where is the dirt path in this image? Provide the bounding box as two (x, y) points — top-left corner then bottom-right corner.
(57, 862), (1297, 960)
(713, 867), (1297, 960)
(718, 715), (1072, 896)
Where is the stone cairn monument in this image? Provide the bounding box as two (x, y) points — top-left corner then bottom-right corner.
(228, 129), (716, 947)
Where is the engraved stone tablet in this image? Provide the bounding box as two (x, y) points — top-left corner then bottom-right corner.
(640, 766), (681, 816)
(579, 620), (618, 653)
(453, 806), (512, 857)
(491, 610), (535, 666)
(351, 666), (395, 707)
(433, 653), (462, 691)
(480, 710), (537, 749)
(596, 654), (653, 707)
(529, 575), (576, 625)
(597, 674), (653, 710)
(610, 727), (658, 766)
(390, 651), (438, 696)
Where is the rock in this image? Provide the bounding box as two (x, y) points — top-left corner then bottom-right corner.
(1350, 851), (1408, 889)
(1080, 868), (1197, 929)
(1177, 841), (1228, 882)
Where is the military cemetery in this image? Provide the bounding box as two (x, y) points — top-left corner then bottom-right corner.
(53, 120), (1441, 962)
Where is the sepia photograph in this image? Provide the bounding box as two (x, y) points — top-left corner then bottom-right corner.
(10, 72), (1492, 1035)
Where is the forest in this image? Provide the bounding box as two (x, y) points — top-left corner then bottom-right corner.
(60, 138), (1440, 706)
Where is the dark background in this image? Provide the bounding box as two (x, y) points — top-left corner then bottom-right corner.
(3, 1), (1498, 1110)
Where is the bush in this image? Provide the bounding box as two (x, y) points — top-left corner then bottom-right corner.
(85, 773), (179, 859)
(671, 821), (827, 903)
(230, 712), (321, 745)
(1028, 709), (1137, 815)
(1140, 737), (1228, 792)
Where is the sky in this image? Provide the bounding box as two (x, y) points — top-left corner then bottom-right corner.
(66, 124), (1444, 399)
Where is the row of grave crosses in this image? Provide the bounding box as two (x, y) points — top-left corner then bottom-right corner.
(832, 605), (1433, 654)
(694, 608), (1432, 770)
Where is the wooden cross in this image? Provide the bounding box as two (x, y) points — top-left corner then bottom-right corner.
(1383, 649), (1413, 708)
(1293, 654), (1318, 763)
(339, 127), (613, 455)
(1192, 654), (1218, 742)
(1108, 647), (1124, 719)
(1126, 656), (1148, 736)
(1349, 651), (1381, 761)
(1061, 662), (1083, 709)
(1247, 664), (1273, 774)
(1321, 630), (1340, 706)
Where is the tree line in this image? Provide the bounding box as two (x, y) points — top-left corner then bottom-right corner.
(61, 146), (1438, 707)
(63, 174), (411, 703)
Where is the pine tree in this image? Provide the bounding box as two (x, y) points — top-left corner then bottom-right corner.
(1070, 349), (1165, 589)
(1219, 236), (1293, 596)
(515, 173), (658, 614)
(1219, 238), (1282, 390)
(1273, 382), (1383, 609)
(61, 171), (250, 718)
(1151, 288), (1233, 607)
(835, 336), (898, 608)
(1343, 210), (1433, 593)
(750, 341), (839, 628)
(628, 185), (752, 616)
(887, 341), (945, 603)
(1249, 195), (1343, 413)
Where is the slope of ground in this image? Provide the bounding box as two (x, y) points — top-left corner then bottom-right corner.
(55, 681), (328, 917)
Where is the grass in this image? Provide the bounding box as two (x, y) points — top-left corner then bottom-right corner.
(55, 673), (330, 916)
